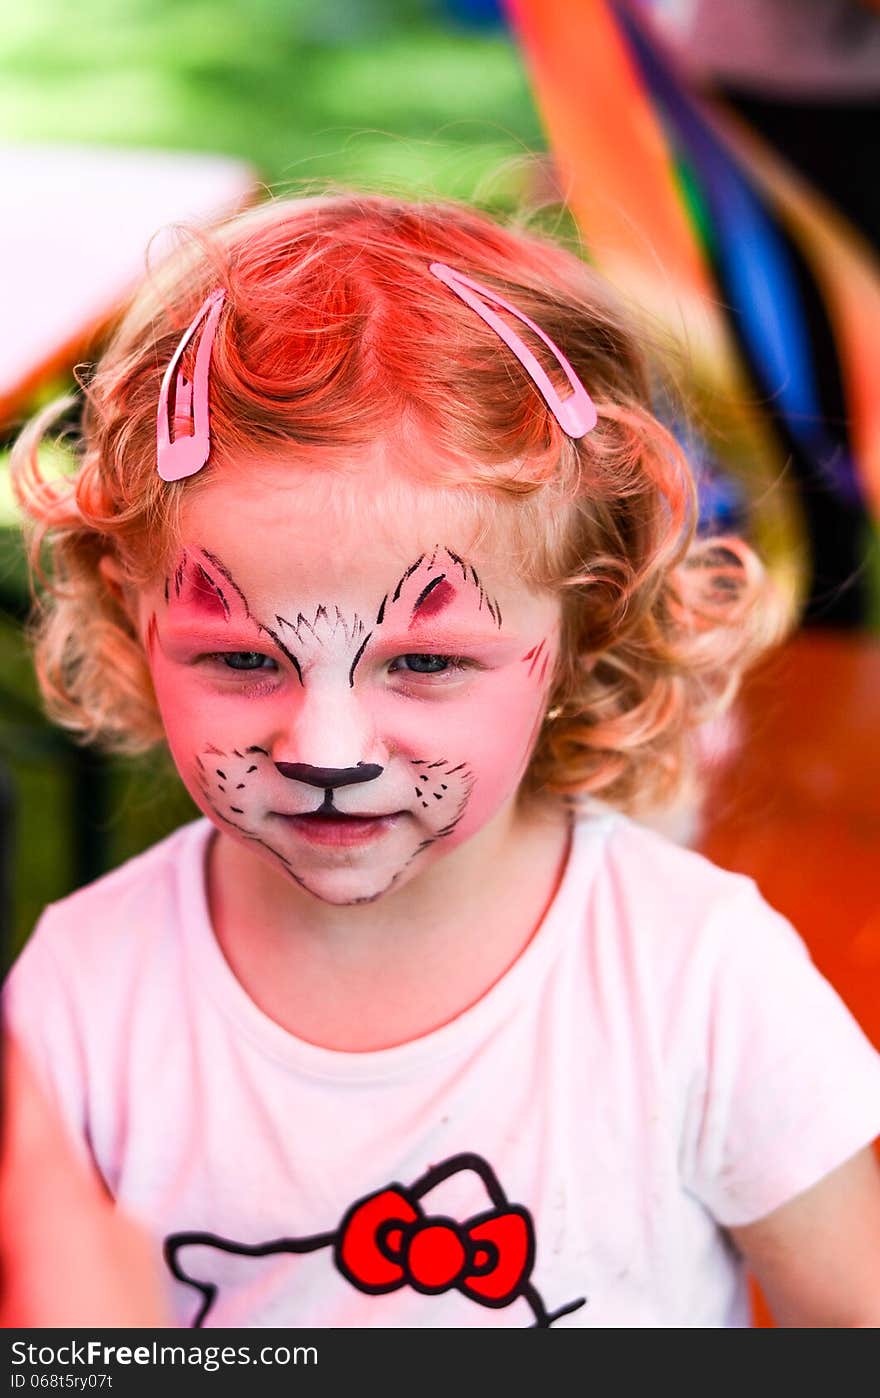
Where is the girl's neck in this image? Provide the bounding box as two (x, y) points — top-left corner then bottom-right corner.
(204, 794), (572, 1052)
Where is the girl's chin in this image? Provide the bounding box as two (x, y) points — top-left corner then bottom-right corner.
(239, 815), (432, 905)
(278, 860), (417, 907)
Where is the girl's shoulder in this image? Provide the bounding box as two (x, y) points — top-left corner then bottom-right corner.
(573, 801), (805, 971)
(576, 799), (761, 908)
(21, 817), (211, 967)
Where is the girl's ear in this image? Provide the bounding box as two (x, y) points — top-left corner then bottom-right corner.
(98, 552), (124, 599)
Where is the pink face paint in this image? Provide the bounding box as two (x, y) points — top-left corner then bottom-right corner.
(409, 575), (456, 626)
(171, 553), (239, 624)
(521, 633), (554, 689)
(527, 638), (547, 678)
(145, 518), (561, 907)
(184, 561), (229, 620)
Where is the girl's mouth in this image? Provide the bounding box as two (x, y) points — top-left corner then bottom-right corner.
(272, 810), (404, 848)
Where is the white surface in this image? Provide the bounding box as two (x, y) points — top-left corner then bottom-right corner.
(0, 144), (255, 409)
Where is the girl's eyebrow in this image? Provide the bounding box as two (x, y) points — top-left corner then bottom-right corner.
(159, 618), (269, 648)
(376, 622), (511, 648)
(162, 616), (512, 652)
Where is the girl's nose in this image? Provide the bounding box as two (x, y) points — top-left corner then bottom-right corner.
(270, 680), (385, 784)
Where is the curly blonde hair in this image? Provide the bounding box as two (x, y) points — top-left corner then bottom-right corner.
(10, 191), (789, 815)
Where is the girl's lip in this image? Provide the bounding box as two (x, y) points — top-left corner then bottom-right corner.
(272, 811), (404, 847)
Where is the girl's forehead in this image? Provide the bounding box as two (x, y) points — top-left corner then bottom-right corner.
(174, 450), (536, 611)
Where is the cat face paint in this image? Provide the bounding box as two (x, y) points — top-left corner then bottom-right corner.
(141, 467), (561, 905)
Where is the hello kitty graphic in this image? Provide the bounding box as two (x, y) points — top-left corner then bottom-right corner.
(165, 1153), (586, 1328)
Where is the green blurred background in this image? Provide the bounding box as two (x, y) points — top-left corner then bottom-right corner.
(0, 0), (544, 960)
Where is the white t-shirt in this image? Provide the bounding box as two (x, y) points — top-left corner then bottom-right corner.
(4, 811), (880, 1328)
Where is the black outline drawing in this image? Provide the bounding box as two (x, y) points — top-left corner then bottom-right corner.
(164, 1152), (586, 1329)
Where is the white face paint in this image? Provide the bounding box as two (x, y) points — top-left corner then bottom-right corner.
(140, 450), (561, 906)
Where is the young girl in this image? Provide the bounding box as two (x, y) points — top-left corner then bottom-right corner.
(4, 193), (880, 1329)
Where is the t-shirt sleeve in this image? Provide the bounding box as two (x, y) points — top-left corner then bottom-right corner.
(2, 907), (93, 1171)
(678, 880), (880, 1228)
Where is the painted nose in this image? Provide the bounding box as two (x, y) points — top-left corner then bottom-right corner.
(274, 762), (384, 789)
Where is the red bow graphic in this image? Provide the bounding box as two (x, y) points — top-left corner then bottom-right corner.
(334, 1185), (535, 1308)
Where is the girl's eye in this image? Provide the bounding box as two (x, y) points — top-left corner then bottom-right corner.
(213, 652), (277, 672)
(389, 654), (465, 676)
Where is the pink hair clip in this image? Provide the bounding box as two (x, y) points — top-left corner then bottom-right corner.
(156, 288), (226, 482)
(428, 262), (597, 439)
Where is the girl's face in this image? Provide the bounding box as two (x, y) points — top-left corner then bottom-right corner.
(138, 448), (562, 906)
